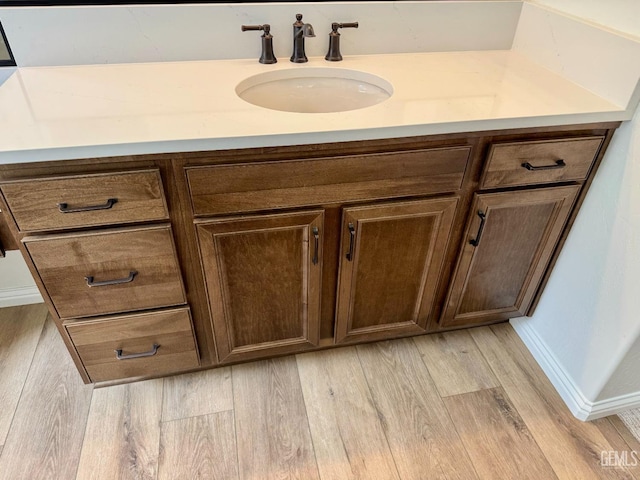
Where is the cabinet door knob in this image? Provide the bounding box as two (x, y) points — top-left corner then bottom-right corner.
(470, 210), (487, 247)
(85, 270), (138, 287)
(312, 226), (320, 265)
(521, 159), (566, 171)
(58, 198), (118, 213)
(346, 223), (356, 261)
(115, 343), (160, 360)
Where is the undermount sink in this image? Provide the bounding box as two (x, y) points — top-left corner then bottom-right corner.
(236, 68), (393, 113)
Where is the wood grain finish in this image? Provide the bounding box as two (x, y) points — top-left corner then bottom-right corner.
(66, 307), (200, 383)
(0, 318), (93, 480)
(357, 339), (478, 479)
(0, 207), (18, 252)
(0, 124), (620, 385)
(2, 305), (639, 479)
(481, 136), (604, 189)
(24, 225), (186, 319)
(196, 210), (323, 363)
(296, 348), (400, 480)
(441, 185), (580, 327)
(159, 411), (239, 480)
(413, 329), (498, 397)
(0, 304), (48, 447)
(186, 147), (470, 216)
(76, 379), (163, 480)
(444, 387), (557, 479)
(162, 367), (233, 422)
(232, 357), (320, 480)
(471, 324), (637, 480)
(0, 169), (168, 232)
(335, 197), (458, 343)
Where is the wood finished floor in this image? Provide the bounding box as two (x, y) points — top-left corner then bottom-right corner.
(0, 304), (639, 480)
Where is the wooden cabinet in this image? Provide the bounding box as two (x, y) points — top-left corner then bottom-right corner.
(335, 198), (458, 343)
(1, 170), (168, 232)
(196, 210), (324, 363)
(0, 168), (199, 384)
(24, 225), (186, 319)
(441, 185), (579, 328)
(0, 123), (617, 383)
(65, 307), (199, 383)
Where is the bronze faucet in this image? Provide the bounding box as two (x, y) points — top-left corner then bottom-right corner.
(291, 14), (315, 63)
(241, 24), (277, 64)
(325, 22), (359, 62)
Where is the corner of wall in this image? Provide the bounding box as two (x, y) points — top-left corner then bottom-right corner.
(511, 317), (640, 421)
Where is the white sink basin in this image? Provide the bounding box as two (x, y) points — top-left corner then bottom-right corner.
(236, 68), (393, 113)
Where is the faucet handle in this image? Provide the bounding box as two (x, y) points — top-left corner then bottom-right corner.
(241, 24), (277, 64)
(241, 23), (271, 33)
(334, 22), (359, 30)
(325, 21), (359, 62)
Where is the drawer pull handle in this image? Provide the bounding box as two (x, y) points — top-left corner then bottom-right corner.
(346, 223), (356, 261)
(115, 343), (160, 360)
(58, 198), (118, 213)
(85, 270), (138, 287)
(521, 159), (566, 171)
(312, 226), (319, 265)
(470, 210), (487, 247)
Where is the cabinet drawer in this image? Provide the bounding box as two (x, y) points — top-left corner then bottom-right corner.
(24, 225), (186, 319)
(0, 169), (168, 232)
(480, 136), (603, 189)
(187, 147), (470, 216)
(66, 307), (199, 383)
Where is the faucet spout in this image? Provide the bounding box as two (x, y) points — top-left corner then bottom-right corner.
(291, 14), (315, 63)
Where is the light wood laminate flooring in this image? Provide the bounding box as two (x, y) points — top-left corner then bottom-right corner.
(0, 304), (638, 480)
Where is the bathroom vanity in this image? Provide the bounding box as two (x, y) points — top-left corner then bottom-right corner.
(0, 0), (638, 385)
(0, 100), (618, 383)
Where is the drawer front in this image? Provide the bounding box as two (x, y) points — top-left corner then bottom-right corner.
(1, 170), (168, 232)
(187, 147), (471, 216)
(66, 307), (199, 383)
(480, 136), (604, 189)
(24, 225), (186, 319)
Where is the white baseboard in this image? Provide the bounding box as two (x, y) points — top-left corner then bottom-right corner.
(0, 286), (43, 308)
(510, 317), (640, 421)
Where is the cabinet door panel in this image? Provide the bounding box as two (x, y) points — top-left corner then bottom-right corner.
(196, 210), (323, 363)
(335, 198), (458, 343)
(441, 185), (579, 327)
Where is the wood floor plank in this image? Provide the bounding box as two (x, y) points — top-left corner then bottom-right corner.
(356, 338), (478, 480)
(75, 379), (163, 480)
(593, 417), (640, 479)
(471, 324), (635, 480)
(610, 415), (640, 453)
(0, 317), (93, 480)
(296, 348), (400, 480)
(0, 304), (48, 446)
(443, 387), (558, 479)
(162, 367), (233, 422)
(232, 356), (320, 480)
(159, 411), (238, 480)
(413, 329), (499, 397)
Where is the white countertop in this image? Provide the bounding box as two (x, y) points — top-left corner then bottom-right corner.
(0, 50), (627, 164)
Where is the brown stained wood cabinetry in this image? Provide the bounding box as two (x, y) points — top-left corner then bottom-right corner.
(195, 210), (323, 363)
(440, 186), (580, 327)
(0, 123), (618, 383)
(335, 198), (458, 343)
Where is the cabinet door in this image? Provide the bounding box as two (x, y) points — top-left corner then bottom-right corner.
(441, 185), (579, 327)
(335, 197), (458, 343)
(196, 210), (323, 363)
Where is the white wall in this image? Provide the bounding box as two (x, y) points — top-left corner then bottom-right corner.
(0, 1), (520, 67)
(512, 0), (640, 419)
(0, 251), (41, 307)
